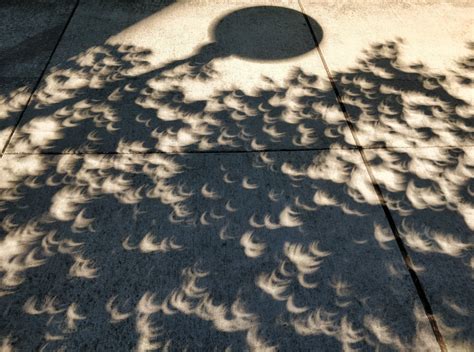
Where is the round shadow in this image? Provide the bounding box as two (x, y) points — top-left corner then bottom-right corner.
(211, 6), (322, 61)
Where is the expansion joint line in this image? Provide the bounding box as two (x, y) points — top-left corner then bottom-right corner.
(0, 0), (81, 157)
(297, 1), (447, 351)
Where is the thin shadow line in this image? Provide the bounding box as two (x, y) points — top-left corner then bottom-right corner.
(297, 1), (447, 350)
(0, 0), (81, 157)
(1, 146), (359, 156)
(3, 143), (470, 157)
(362, 144), (474, 151)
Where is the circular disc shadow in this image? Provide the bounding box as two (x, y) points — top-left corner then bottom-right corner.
(212, 6), (322, 61)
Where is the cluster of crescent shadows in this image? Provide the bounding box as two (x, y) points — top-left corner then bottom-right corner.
(0, 7), (473, 352)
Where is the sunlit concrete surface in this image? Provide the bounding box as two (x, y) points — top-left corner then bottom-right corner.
(0, 0), (473, 350)
(301, 0), (474, 148)
(301, 0), (473, 72)
(5, 0), (355, 154)
(301, 1), (474, 349)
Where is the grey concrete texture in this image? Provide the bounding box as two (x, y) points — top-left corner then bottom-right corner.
(0, 1), (76, 78)
(5, 1), (355, 154)
(0, 0), (77, 151)
(0, 0), (473, 351)
(366, 146), (474, 350)
(0, 151), (437, 350)
(301, 0), (474, 149)
(43, 0), (177, 65)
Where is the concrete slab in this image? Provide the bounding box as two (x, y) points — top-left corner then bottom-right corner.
(364, 146), (474, 350)
(1, 1), (472, 350)
(301, 0), (474, 148)
(0, 0), (77, 151)
(44, 0), (176, 64)
(0, 150), (438, 350)
(5, 1), (360, 154)
(300, 0), (472, 74)
(0, 1), (76, 78)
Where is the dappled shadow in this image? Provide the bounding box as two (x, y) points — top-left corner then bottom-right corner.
(0, 0), (177, 153)
(0, 6), (473, 351)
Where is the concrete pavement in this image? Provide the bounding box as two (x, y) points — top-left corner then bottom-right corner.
(0, 1), (472, 350)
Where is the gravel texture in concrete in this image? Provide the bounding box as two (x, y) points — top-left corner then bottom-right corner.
(0, 1), (472, 351)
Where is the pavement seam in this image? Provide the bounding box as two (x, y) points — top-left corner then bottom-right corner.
(297, 1), (447, 351)
(0, 0), (81, 158)
(357, 144), (474, 150)
(3, 144), (470, 157)
(1, 146), (358, 156)
(3, 143), (470, 156)
(0, 3), (460, 348)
